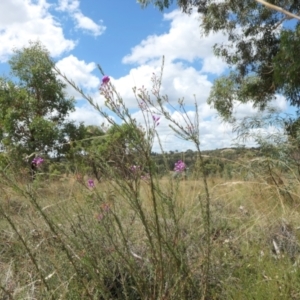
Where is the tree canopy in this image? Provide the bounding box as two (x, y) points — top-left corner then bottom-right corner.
(0, 41), (76, 158)
(138, 0), (300, 119)
(82, 123), (146, 179)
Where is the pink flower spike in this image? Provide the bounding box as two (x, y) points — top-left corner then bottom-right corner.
(152, 115), (160, 126)
(102, 75), (110, 85)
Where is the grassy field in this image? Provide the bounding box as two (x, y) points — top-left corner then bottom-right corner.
(1, 170), (300, 299)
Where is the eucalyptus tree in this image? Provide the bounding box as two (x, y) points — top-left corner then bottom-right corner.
(138, 0), (300, 119)
(0, 41), (75, 159)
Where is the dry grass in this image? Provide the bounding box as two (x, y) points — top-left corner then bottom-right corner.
(1, 173), (300, 299)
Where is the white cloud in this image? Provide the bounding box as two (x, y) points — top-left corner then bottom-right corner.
(56, 55), (100, 99)
(68, 8), (287, 151)
(271, 94), (287, 111)
(47, 7), (288, 152)
(56, 55), (99, 89)
(68, 105), (106, 126)
(111, 9), (228, 111)
(106, 61), (213, 109)
(123, 9), (227, 75)
(231, 94), (287, 120)
(73, 12), (105, 36)
(57, 0), (79, 12)
(0, 0), (75, 61)
(57, 0), (106, 36)
(129, 108), (237, 152)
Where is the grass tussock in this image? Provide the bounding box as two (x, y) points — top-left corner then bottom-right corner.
(1, 168), (300, 300)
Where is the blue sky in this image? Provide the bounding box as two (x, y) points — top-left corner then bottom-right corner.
(52, 0), (174, 77)
(0, 0), (290, 152)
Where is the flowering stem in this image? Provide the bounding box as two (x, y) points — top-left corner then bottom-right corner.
(195, 142), (211, 298)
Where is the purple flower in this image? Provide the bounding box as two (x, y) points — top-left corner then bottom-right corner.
(152, 115), (160, 122)
(102, 75), (110, 85)
(32, 157), (44, 167)
(174, 160), (186, 173)
(88, 179), (95, 188)
(130, 165), (140, 172)
(152, 115), (160, 126)
(139, 101), (147, 111)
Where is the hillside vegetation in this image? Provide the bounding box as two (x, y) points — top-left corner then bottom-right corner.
(2, 19), (300, 297)
(2, 143), (300, 299)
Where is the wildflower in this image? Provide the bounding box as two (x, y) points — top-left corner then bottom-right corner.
(102, 75), (110, 85)
(32, 157), (44, 167)
(174, 160), (186, 173)
(152, 115), (160, 126)
(139, 101), (147, 111)
(130, 165), (140, 172)
(88, 179), (95, 188)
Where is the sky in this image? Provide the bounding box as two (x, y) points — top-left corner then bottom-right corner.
(0, 0), (290, 152)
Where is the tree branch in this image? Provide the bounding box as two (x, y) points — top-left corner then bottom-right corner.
(254, 0), (300, 21)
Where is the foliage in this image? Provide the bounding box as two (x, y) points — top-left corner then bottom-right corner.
(0, 41), (75, 159)
(2, 147), (300, 299)
(138, 0), (300, 119)
(72, 123), (146, 180)
(2, 42), (300, 299)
